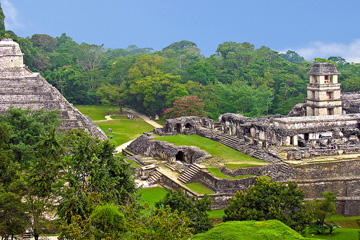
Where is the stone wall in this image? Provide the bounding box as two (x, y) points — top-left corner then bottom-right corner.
(290, 159), (360, 216)
(126, 134), (211, 164)
(195, 170), (257, 194)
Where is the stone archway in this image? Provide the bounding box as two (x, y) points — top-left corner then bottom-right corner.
(176, 151), (185, 162)
(185, 123), (192, 129)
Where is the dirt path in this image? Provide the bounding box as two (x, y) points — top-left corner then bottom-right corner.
(125, 108), (162, 128)
(93, 115), (113, 122)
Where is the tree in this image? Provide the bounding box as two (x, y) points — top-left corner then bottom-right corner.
(26, 128), (64, 240)
(223, 178), (311, 233)
(155, 189), (213, 234)
(0, 192), (30, 240)
(0, 108), (61, 167)
(280, 50), (305, 63)
(89, 204), (126, 239)
(30, 34), (57, 52)
(57, 129), (137, 224)
(163, 40), (197, 51)
(187, 61), (217, 85)
(96, 84), (126, 113)
(0, 3), (5, 39)
(164, 96), (206, 119)
(306, 191), (338, 235)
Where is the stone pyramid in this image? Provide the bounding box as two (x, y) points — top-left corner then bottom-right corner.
(0, 38), (107, 140)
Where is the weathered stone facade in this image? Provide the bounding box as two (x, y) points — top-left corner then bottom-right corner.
(127, 134), (211, 164)
(0, 38), (107, 140)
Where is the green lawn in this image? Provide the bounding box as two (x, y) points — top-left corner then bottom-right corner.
(207, 168), (255, 179)
(75, 105), (124, 120)
(185, 182), (214, 194)
(224, 163), (264, 170)
(138, 187), (168, 207)
(155, 134), (265, 164)
(305, 228), (358, 240)
(126, 159), (141, 168)
(208, 209), (224, 219)
(326, 215), (360, 229)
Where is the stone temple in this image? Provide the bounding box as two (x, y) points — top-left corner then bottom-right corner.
(0, 38), (107, 140)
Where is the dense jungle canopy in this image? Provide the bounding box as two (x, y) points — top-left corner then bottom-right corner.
(6, 32), (360, 119)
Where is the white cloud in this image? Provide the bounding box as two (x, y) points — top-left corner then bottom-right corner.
(280, 39), (360, 63)
(2, 0), (24, 30)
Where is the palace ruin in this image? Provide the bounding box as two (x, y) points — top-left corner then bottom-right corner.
(126, 62), (360, 216)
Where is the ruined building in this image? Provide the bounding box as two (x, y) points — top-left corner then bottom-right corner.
(0, 38), (107, 139)
(126, 62), (360, 216)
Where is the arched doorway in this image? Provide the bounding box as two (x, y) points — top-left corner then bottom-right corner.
(176, 151), (185, 162)
(185, 123), (192, 129)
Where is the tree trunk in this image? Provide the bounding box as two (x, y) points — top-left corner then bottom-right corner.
(34, 233), (39, 240)
(119, 104), (123, 114)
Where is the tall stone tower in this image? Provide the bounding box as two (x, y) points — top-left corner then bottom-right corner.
(306, 62), (342, 116)
(0, 38), (107, 140)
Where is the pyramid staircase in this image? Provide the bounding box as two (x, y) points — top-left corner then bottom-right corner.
(147, 169), (163, 184)
(178, 164), (202, 183)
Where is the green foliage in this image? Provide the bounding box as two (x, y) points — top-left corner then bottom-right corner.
(90, 204), (126, 239)
(224, 178), (312, 233)
(280, 50), (305, 63)
(0, 108), (61, 167)
(193, 220), (310, 240)
(307, 192), (338, 235)
(57, 129), (137, 223)
(0, 192), (30, 239)
(0, 3), (5, 39)
(163, 40), (197, 51)
(123, 204), (193, 239)
(31, 34), (57, 52)
(155, 189), (213, 234)
(164, 95), (207, 118)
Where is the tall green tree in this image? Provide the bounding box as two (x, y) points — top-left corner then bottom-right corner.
(57, 129), (137, 224)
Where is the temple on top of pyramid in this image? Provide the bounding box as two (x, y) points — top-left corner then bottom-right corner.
(0, 38), (107, 140)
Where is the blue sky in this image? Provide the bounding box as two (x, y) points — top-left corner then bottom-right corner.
(3, 0), (360, 62)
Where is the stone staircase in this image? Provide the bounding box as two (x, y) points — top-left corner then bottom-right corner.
(165, 162), (176, 171)
(178, 164), (201, 183)
(147, 169), (163, 184)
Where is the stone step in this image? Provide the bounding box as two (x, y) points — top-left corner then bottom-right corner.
(147, 170), (162, 184)
(178, 164), (201, 183)
(165, 162), (176, 171)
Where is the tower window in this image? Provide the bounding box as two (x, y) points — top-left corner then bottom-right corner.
(326, 92), (333, 100)
(324, 75), (330, 83)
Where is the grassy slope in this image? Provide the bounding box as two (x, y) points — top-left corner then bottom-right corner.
(155, 134), (264, 164)
(75, 105), (123, 120)
(185, 182), (214, 194)
(75, 106), (153, 146)
(96, 116), (153, 146)
(193, 220), (313, 240)
(207, 168), (255, 179)
(138, 187), (168, 207)
(305, 228), (358, 240)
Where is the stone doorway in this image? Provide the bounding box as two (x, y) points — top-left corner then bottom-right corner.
(176, 151), (185, 162)
(185, 123), (192, 129)
(176, 123), (181, 133)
